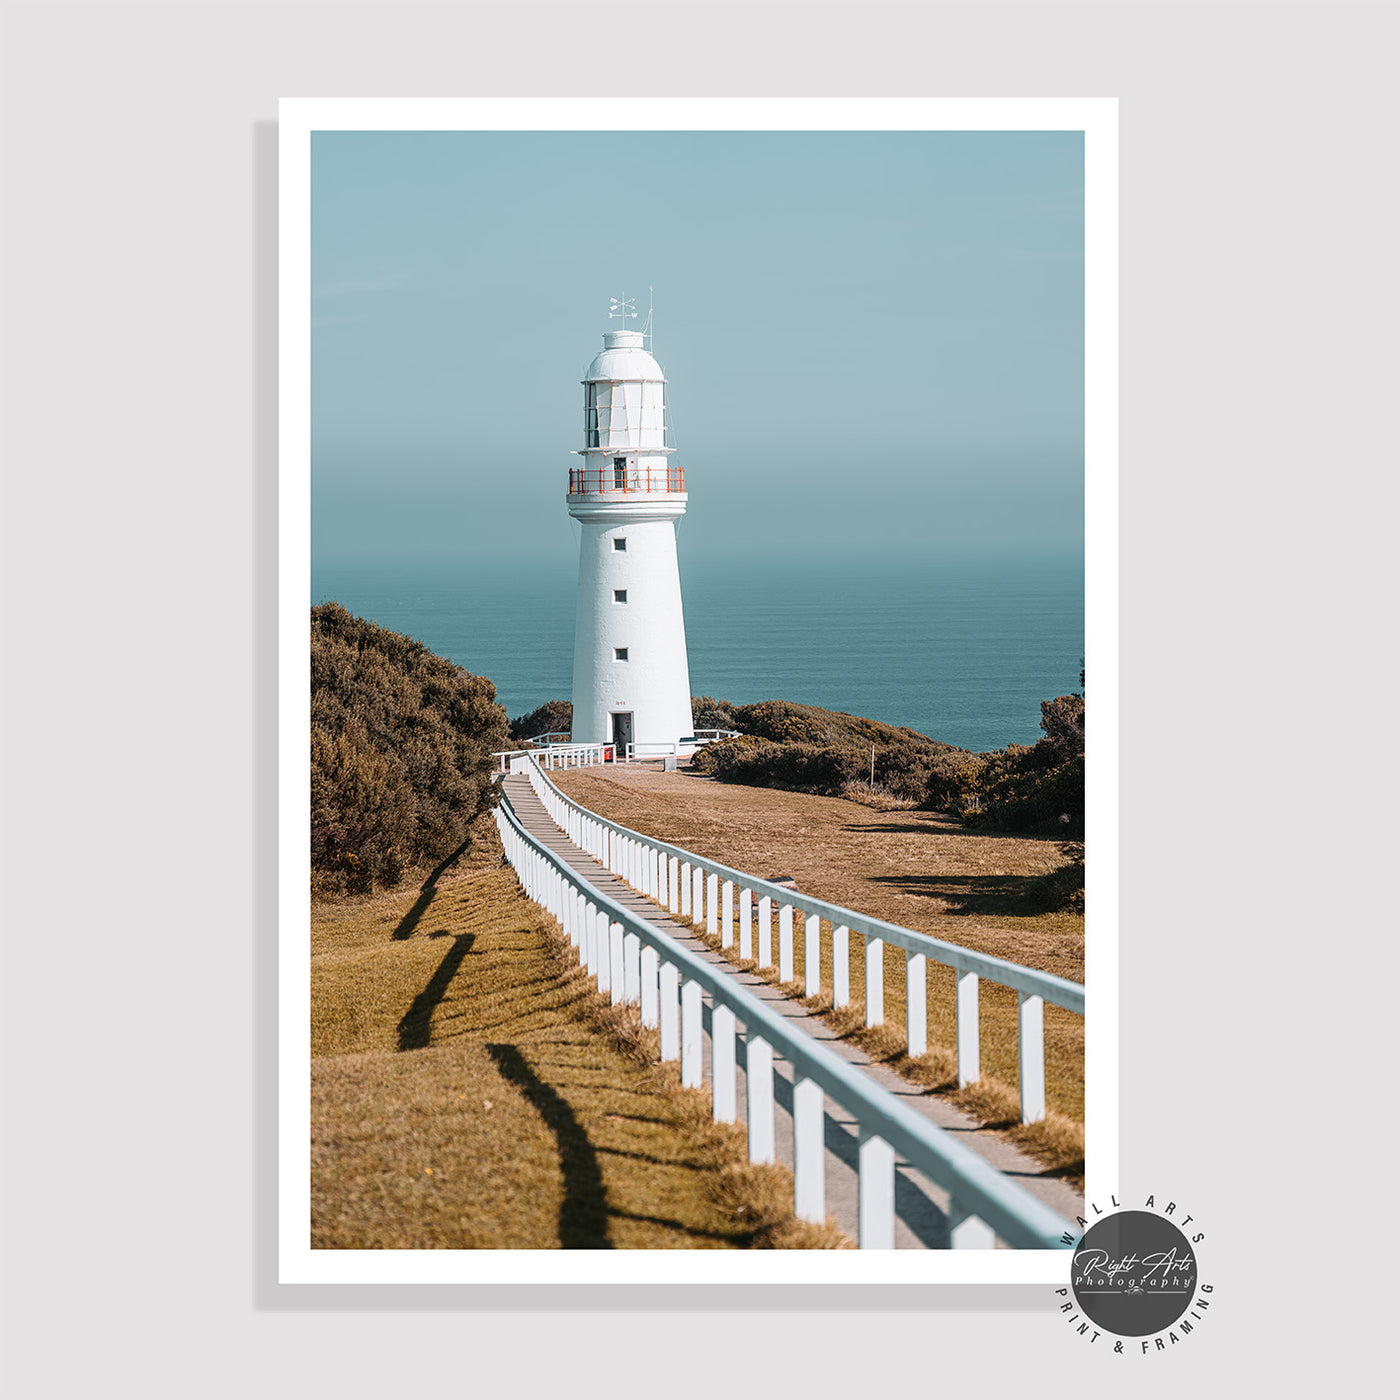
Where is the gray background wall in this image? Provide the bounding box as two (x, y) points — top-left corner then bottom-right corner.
(2, 2), (1393, 1395)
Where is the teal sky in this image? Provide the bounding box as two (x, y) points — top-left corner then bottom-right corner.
(311, 131), (1084, 569)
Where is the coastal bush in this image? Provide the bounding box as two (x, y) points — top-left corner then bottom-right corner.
(690, 734), (775, 779)
(691, 698), (955, 800)
(684, 682), (1085, 836)
(691, 695), (739, 730)
(923, 750), (988, 815)
(973, 754), (1084, 838)
(692, 736), (866, 793)
(509, 698), (573, 741)
(1038, 692), (1085, 766)
(311, 603), (509, 896)
(728, 699), (931, 749)
(1026, 841), (1086, 912)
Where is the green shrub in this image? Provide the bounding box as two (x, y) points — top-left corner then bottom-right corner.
(689, 685), (1084, 836)
(1026, 841), (1085, 912)
(923, 750), (988, 815)
(693, 736), (865, 795)
(311, 603), (509, 896)
(691, 695), (739, 730)
(509, 698), (573, 741)
(973, 755), (1084, 837)
(1039, 693), (1085, 765)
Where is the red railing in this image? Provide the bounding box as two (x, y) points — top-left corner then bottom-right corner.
(568, 465), (685, 495)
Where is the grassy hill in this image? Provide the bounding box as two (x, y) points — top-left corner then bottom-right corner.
(311, 819), (845, 1249)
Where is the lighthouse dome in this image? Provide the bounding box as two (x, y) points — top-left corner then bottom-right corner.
(585, 330), (665, 383)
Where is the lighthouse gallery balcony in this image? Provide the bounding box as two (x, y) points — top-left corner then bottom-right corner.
(568, 463), (686, 496)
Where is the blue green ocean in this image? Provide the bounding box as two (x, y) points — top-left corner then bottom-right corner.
(311, 553), (1084, 754)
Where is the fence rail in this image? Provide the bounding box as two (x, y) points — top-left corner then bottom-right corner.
(494, 782), (1073, 1250)
(523, 754), (1083, 1125)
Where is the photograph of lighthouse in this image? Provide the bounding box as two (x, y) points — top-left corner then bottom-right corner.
(287, 101), (1113, 1281)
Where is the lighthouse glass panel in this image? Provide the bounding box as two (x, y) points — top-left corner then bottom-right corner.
(585, 383), (599, 447)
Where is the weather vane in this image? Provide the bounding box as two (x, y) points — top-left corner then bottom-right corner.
(609, 294), (637, 327)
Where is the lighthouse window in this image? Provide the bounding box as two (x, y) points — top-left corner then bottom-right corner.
(612, 537), (627, 552)
(614, 647), (629, 662)
(585, 384), (600, 447)
(613, 589), (627, 604)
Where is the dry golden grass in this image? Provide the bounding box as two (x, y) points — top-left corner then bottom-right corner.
(554, 764), (1086, 1180)
(312, 817), (848, 1248)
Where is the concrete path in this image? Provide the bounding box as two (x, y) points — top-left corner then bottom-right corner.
(502, 773), (1084, 1249)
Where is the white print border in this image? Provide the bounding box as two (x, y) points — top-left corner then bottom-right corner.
(279, 96), (1119, 1285)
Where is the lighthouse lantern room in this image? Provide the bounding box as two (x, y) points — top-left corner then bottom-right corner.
(568, 305), (693, 755)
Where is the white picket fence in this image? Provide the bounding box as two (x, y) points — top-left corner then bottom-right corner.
(522, 754), (1084, 1127)
(494, 787), (1073, 1250)
(495, 728), (743, 772)
(492, 744), (607, 774)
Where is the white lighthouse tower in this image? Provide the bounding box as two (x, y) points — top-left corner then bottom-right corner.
(568, 303), (693, 756)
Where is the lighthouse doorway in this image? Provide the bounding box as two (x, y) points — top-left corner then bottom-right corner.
(611, 711), (634, 755)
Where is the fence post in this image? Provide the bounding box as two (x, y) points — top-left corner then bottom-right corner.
(804, 913), (821, 995)
(949, 1200), (996, 1249)
(640, 945), (659, 1028)
(712, 1005), (736, 1122)
(1018, 992), (1046, 1123)
(722, 881), (734, 948)
(706, 873), (718, 936)
(740, 888), (753, 960)
(833, 925), (850, 1007)
(609, 922), (625, 1005)
(595, 909), (611, 993)
(623, 931), (641, 1005)
(692, 865), (704, 926)
(779, 903), (794, 982)
(659, 961), (680, 1061)
(758, 895), (772, 968)
(681, 979), (702, 1089)
(957, 970), (980, 1086)
(680, 862), (691, 918)
(793, 1077), (825, 1225)
(746, 1036), (775, 1164)
(857, 1130), (896, 1249)
(906, 951), (927, 1058)
(585, 901), (598, 977)
(668, 856), (680, 914)
(865, 937), (884, 1026)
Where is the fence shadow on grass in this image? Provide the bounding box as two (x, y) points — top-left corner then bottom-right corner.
(390, 835), (477, 942)
(486, 1043), (612, 1249)
(869, 871), (1041, 917)
(396, 934), (475, 1051)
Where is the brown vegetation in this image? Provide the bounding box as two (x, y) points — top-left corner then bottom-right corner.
(311, 817), (847, 1248)
(691, 691), (1086, 858)
(311, 603), (508, 896)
